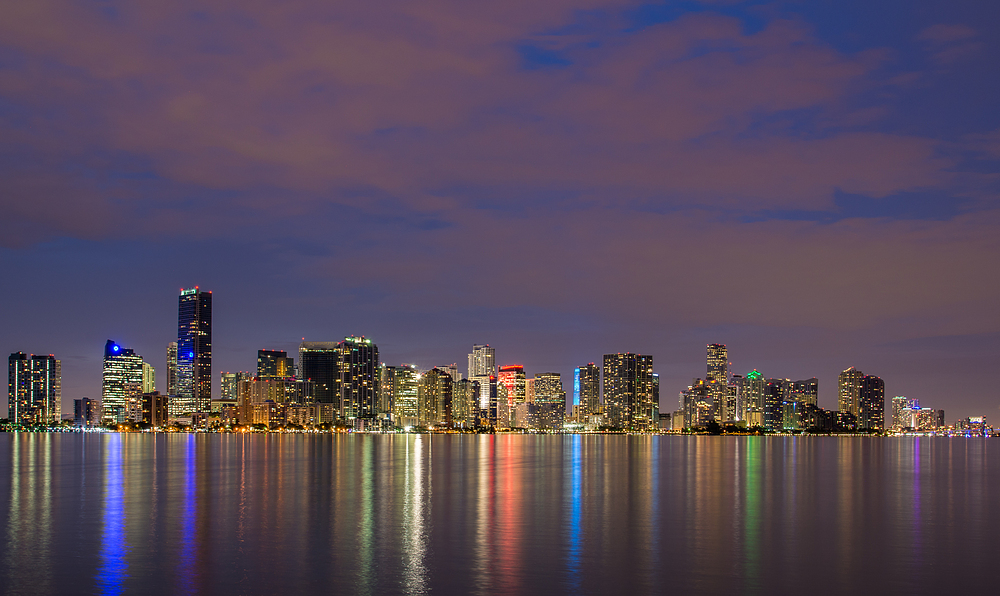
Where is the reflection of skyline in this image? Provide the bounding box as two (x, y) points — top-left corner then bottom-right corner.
(1, 435), (999, 594)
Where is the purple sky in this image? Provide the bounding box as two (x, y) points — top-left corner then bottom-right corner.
(2, 1), (998, 421)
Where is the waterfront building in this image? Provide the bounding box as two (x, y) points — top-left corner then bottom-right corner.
(741, 370), (766, 427)
(142, 362), (156, 394)
(788, 378), (818, 406)
(604, 353), (655, 431)
(838, 367), (865, 419)
(73, 397), (100, 428)
(574, 363), (600, 423)
(532, 372), (566, 430)
(220, 371), (251, 401)
(707, 344), (729, 420)
(142, 392), (169, 427)
(468, 344), (496, 377)
(166, 341), (178, 396)
(299, 342), (340, 404)
(498, 365), (527, 427)
(727, 375), (745, 423)
(336, 336), (379, 422)
(418, 367), (453, 427)
(102, 340), (145, 424)
(8, 353), (61, 426)
(764, 378), (786, 432)
(437, 363), (461, 382)
(680, 379), (713, 429)
(452, 378), (480, 428)
(468, 345), (497, 424)
(258, 350), (294, 380)
(176, 287), (212, 414)
(384, 365), (420, 428)
(858, 374), (885, 430)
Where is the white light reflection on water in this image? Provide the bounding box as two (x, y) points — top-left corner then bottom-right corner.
(403, 434), (428, 594)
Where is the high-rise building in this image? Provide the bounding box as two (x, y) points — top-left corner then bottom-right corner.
(220, 371), (251, 402)
(142, 392), (169, 427)
(788, 378), (818, 406)
(727, 374), (745, 422)
(418, 367), (453, 427)
(574, 363), (600, 422)
(336, 337), (379, 421)
(437, 363), (461, 382)
(468, 345), (496, 378)
(142, 362), (156, 394)
(858, 374), (885, 430)
(838, 367), (865, 418)
(166, 341), (178, 396)
(177, 287), (212, 413)
(764, 378), (786, 432)
(468, 345), (496, 418)
(742, 370), (766, 427)
(383, 364), (420, 427)
(73, 397), (100, 428)
(706, 344), (729, 421)
(497, 365), (527, 426)
(452, 378), (480, 428)
(533, 372), (566, 429)
(102, 340), (145, 424)
(603, 353), (655, 431)
(299, 342), (340, 404)
(258, 350), (294, 380)
(8, 352), (61, 426)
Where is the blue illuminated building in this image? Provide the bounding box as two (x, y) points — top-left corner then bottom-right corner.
(175, 287), (212, 415)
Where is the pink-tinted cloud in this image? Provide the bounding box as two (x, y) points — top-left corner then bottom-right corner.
(0, 1), (964, 242)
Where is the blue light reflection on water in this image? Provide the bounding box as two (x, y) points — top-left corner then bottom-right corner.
(565, 435), (582, 592)
(177, 434), (196, 595)
(95, 434), (128, 595)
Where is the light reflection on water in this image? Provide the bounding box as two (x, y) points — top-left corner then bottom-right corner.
(1, 434), (999, 595)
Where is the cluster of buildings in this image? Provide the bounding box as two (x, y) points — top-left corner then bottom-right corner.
(3, 288), (991, 435)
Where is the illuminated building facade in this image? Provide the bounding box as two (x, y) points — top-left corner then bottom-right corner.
(532, 372), (566, 429)
(336, 336), (378, 421)
(452, 378), (480, 428)
(142, 392), (169, 427)
(764, 378), (786, 432)
(102, 340), (144, 424)
(858, 374), (885, 430)
(257, 349), (294, 380)
(838, 367), (865, 418)
(574, 363), (600, 422)
(418, 367), (453, 427)
(468, 344), (497, 419)
(299, 342), (340, 403)
(166, 341), (177, 396)
(603, 353), (655, 431)
(176, 287), (212, 414)
(8, 352), (61, 426)
(142, 362), (156, 394)
(73, 397), (100, 428)
(384, 364), (419, 427)
(497, 365), (526, 427)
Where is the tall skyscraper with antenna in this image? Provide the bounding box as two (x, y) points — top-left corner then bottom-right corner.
(176, 287), (212, 414)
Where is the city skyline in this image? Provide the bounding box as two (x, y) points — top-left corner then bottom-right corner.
(1, 1), (998, 422)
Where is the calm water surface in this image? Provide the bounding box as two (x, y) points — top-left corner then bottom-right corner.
(1, 434), (996, 595)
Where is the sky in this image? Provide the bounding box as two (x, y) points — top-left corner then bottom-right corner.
(2, 1), (999, 421)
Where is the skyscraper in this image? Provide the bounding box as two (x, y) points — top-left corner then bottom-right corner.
(706, 344), (729, 421)
(468, 344), (496, 415)
(418, 367), (453, 427)
(603, 353), (655, 431)
(574, 363), (600, 423)
(742, 370), (766, 428)
(299, 342), (340, 404)
(177, 287), (212, 413)
(258, 349), (294, 380)
(838, 367), (865, 418)
(142, 362), (156, 394)
(166, 341), (178, 396)
(8, 352), (61, 426)
(497, 365), (526, 426)
(336, 336), (379, 422)
(858, 374), (885, 430)
(533, 372), (566, 429)
(102, 340), (144, 424)
(385, 364), (420, 428)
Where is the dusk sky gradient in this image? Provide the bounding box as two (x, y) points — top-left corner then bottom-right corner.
(2, 1), (998, 420)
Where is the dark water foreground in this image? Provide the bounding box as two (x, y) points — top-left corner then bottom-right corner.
(1, 434), (996, 595)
